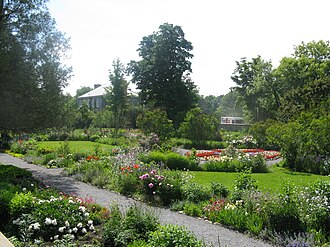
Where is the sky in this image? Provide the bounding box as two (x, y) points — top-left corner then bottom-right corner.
(48, 0), (330, 97)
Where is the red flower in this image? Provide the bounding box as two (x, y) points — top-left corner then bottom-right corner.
(133, 164), (139, 169)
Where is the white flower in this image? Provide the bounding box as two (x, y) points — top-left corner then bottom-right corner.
(31, 183), (34, 187)
(77, 222), (83, 228)
(89, 225), (95, 231)
(58, 226), (66, 233)
(84, 212), (89, 217)
(81, 228), (87, 234)
(68, 199), (74, 203)
(72, 227), (78, 233)
(79, 206), (86, 212)
(22, 188), (27, 192)
(12, 218), (20, 225)
(52, 219), (57, 225)
(67, 229), (72, 233)
(65, 221), (70, 227)
(54, 235), (59, 240)
(34, 239), (41, 244)
(77, 198), (82, 203)
(45, 218), (52, 225)
(70, 234), (75, 240)
(87, 220), (93, 225)
(33, 222), (41, 230)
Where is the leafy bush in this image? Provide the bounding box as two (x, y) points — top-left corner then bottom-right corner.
(89, 134), (100, 142)
(183, 202), (203, 217)
(165, 152), (199, 171)
(179, 108), (218, 147)
(210, 182), (230, 198)
(297, 180), (330, 236)
(138, 169), (183, 206)
(202, 154), (268, 173)
(103, 204), (159, 247)
(136, 109), (175, 141)
(9, 192), (35, 219)
(147, 225), (203, 247)
(139, 151), (200, 171)
(181, 182), (211, 203)
(267, 112), (330, 175)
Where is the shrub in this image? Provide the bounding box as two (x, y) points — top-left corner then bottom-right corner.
(165, 152), (199, 171)
(103, 204), (159, 247)
(183, 202), (203, 217)
(210, 182), (230, 198)
(9, 192), (35, 219)
(138, 169), (183, 206)
(139, 151), (200, 171)
(89, 134), (100, 142)
(297, 180), (330, 236)
(147, 225), (203, 247)
(265, 197), (304, 234)
(181, 182), (211, 203)
(136, 109), (175, 141)
(0, 183), (20, 230)
(179, 107), (218, 147)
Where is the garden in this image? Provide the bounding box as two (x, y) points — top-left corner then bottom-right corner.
(1, 127), (330, 247)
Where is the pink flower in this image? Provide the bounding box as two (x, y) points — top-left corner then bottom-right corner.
(148, 183), (154, 188)
(139, 173), (149, 180)
(150, 170), (156, 175)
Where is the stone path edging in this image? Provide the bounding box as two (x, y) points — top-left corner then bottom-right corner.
(0, 153), (272, 247)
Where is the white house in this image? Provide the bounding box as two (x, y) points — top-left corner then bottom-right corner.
(77, 84), (110, 110)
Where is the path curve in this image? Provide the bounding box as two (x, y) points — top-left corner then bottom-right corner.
(0, 153), (272, 247)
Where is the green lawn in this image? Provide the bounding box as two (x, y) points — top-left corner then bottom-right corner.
(38, 141), (113, 153)
(191, 165), (330, 193)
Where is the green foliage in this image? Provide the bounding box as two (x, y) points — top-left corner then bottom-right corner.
(183, 202), (203, 217)
(181, 182), (211, 203)
(267, 112), (330, 175)
(165, 152), (199, 171)
(231, 56), (279, 122)
(147, 225), (203, 247)
(128, 23), (198, 125)
(0, 0), (72, 132)
(9, 192), (35, 219)
(231, 170), (258, 201)
(201, 154), (268, 173)
(179, 108), (218, 147)
(139, 151), (199, 171)
(138, 169), (183, 206)
(265, 184), (304, 234)
(210, 182), (230, 198)
(297, 180), (330, 235)
(136, 109), (174, 141)
(106, 58), (129, 131)
(102, 204), (159, 247)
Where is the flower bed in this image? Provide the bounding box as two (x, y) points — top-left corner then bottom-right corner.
(193, 148), (281, 161)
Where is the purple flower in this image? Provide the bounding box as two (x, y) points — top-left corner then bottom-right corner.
(148, 183), (154, 188)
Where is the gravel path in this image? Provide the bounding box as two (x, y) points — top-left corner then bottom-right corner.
(0, 153), (272, 247)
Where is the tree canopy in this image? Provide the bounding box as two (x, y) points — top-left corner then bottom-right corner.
(128, 23), (198, 125)
(0, 0), (71, 132)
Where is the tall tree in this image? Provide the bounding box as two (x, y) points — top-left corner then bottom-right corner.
(106, 58), (128, 130)
(216, 90), (243, 118)
(128, 23), (198, 125)
(0, 0), (71, 132)
(198, 95), (223, 115)
(231, 56), (279, 122)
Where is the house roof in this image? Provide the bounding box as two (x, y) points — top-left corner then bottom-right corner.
(78, 83), (111, 98)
